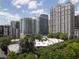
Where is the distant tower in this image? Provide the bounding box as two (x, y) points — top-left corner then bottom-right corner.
(10, 21), (20, 39)
(0, 25), (10, 37)
(20, 18), (36, 38)
(38, 14), (48, 35)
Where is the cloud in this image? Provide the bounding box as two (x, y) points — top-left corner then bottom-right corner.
(75, 11), (79, 16)
(12, 0), (30, 5)
(22, 10), (28, 13)
(0, 11), (21, 25)
(37, 1), (43, 6)
(75, 7), (79, 15)
(58, 0), (66, 4)
(28, 1), (38, 10)
(3, 8), (8, 11)
(0, 11), (21, 21)
(58, 0), (79, 4)
(11, 0), (30, 8)
(16, 5), (21, 8)
(11, 0), (43, 10)
(30, 9), (47, 16)
(0, 6), (2, 9)
(28, 0), (43, 10)
(71, 0), (79, 4)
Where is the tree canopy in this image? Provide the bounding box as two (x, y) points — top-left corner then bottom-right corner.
(19, 53), (36, 59)
(48, 32), (68, 40)
(20, 35), (35, 53)
(7, 52), (17, 59)
(0, 36), (11, 54)
(38, 40), (79, 59)
(35, 34), (43, 41)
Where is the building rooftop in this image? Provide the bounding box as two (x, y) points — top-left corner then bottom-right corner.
(8, 44), (20, 53)
(11, 39), (20, 42)
(35, 38), (64, 47)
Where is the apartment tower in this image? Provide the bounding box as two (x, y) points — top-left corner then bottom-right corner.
(49, 2), (74, 38)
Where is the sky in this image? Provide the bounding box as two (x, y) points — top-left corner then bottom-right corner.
(0, 0), (79, 25)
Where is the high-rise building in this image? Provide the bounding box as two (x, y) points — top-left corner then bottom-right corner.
(74, 29), (79, 38)
(4, 25), (10, 36)
(10, 21), (20, 39)
(0, 25), (10, 37)
(74, 15), (79, 38)
(38, 14), (48, 35)
(49, 2), (74, 38)
(20, 18), (36, 38)
(0, 26), (4, 37)
(75, 15), (79, 29)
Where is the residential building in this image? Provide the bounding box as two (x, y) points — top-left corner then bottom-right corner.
(49, 2), (74, 38)
(74, 15), (79, 38)
(0, 26), (4, 37)
(10, 21), (20, 39)
(74, 29), (79, 38)
(37, 14), (48, 35)
(0, 25), (10, 37)
(4, 25), (10, 36)
(20, 18), (36, 38)
(75, 15), (79, 29)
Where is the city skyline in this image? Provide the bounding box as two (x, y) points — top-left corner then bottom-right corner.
(0, 0), (79, 25)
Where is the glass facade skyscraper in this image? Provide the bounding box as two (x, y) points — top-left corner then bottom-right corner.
(38, 14), (48, 35)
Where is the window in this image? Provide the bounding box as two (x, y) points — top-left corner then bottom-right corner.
(68, 10), (70, 14)
(61, 11), (64, 16)
(65, 6), (68, 10)
(65, 11), (67, 15)
(61, 7), (64, 11)
(68, 6), (70, 9)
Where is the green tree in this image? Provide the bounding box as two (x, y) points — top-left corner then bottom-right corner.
(25, 53), (36, 59)
(52, 49), (76, 59)
(55, 32), (61, 39)
(19, 53), (36, 59)
(19, 53), (27, 59)
(0, 36), (11, 54)
(35, 34), (43, 41)
(47, 33), (55, 38)
(7, 52), (17, 59)
(20, 35), (35, 53)
(59, 33), (68, 40)
(67, 42), (79, 53)
(38, 40), (79, 59)
(47, 32), (67, 39)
